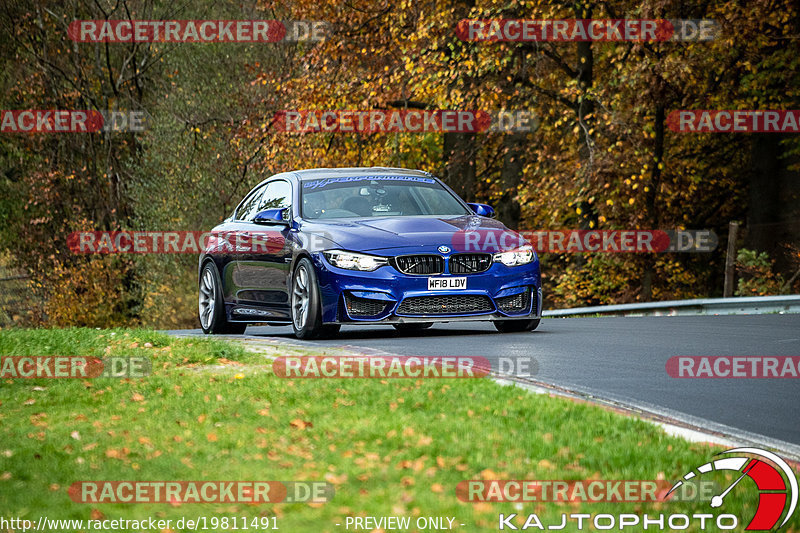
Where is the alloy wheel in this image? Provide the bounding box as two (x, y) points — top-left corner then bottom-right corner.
(292, 264), (310, 329)
(198, 267), (216, 330)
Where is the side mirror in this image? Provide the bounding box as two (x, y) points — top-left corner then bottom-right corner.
(253, 208), (289, 226)
(467, 202), (495, 218)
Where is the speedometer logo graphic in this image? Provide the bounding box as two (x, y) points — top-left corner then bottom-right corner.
(667, 448), (798, 530)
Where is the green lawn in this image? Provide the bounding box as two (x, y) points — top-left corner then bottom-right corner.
(0, 328), (796, 532)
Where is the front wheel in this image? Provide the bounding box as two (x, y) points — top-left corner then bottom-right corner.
(199, 261), (247, 334)
(493, 318), (540, 333)
(291, 258), (339, 339)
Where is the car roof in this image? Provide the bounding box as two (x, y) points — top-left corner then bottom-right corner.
(242, 167), (437, 202)
(290, 167), (434, 180)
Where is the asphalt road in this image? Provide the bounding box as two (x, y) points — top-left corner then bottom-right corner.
(172, 314), (800, 447)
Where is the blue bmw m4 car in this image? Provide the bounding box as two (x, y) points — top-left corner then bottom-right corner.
(198, 167), (541, 339)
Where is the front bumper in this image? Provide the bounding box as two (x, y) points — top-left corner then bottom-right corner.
(312, 251), (541, 324)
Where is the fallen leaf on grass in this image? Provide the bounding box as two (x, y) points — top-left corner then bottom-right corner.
(324, 472), (348, 485)
(290, 419), (312, 430)
(416, 435), (433, 446)
(105, 448), (129, 459)
(480, 469), (498, 479)
(538, 459), (555, 470)
(473, 502), (494, 513)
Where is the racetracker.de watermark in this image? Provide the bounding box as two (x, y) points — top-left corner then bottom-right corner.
(272, 110), (537, 133)
(68, 231), (286, 254)
(457, 479), (720, 503)
(69, 481), (332, 503)
(274, 355), (487, 378)
(0, 110), (148, 133)
(452, 229), (718, 253)
(666, 356), (800, 378)
(0, 356), (150, 378)
(272, 355), (538, 378)
(456, 19), (717, 42)
(667, 110), (800, 132)
(68, 20), (327, 43)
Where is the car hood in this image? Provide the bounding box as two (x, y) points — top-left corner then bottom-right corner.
(301, 215), (520, 253)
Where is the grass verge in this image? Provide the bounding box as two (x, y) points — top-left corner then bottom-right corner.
(0, 328), (796, 532)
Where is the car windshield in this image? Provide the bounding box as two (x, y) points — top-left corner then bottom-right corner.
(300, 175), (472, 219)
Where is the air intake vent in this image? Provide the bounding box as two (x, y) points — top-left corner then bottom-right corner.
(393, 255), (445, 275)
(449, 253), (492, 274)
(344, 294), (390, 317)
(495, 289), (531, 313)
(397, 295), (493, 315)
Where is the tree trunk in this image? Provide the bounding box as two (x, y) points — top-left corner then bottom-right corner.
(441, 132), (477, 200)
(745, 134), (782, 255)
(642, 104), (666, 301)
(496, 132), (527, 228)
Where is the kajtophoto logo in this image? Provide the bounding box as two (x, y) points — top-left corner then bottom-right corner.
(492, 448), (797, 530)
(667, 448), (798, 531)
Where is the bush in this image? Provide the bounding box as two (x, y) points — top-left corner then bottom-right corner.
(735, 248), (787, 296)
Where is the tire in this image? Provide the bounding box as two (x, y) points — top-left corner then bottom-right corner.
(291, 257), (338, 339)
(493, 318), (540, 333)
(199, 261), (247, 334)
(392, 322), (434, 331)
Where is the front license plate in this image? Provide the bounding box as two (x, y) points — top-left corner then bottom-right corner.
(427, 277), (467, 290)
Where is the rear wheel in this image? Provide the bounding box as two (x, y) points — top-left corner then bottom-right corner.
(392, 322), (434, 331)
(493, 318), (540, 333)
(199, 262), (247, 334)
(291, 258), (339, 339)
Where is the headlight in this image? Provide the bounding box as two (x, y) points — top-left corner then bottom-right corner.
(323, 250), (388, 271)
(493, 245), (535, 267)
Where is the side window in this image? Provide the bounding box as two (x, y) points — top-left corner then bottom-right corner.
(257, 180), (292, 212)
(236, 185), (267, 221)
